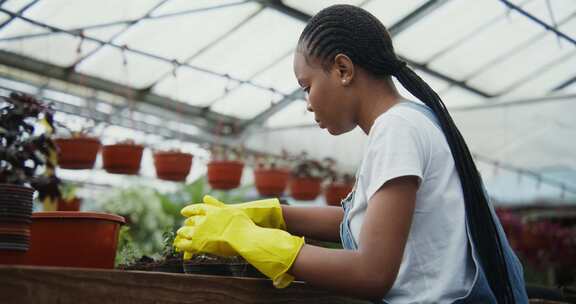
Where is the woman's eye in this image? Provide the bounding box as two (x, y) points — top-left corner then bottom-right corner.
(303, 87), (310, 94)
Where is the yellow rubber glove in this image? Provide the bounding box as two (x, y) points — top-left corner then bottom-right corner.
(181, 195), (286, 230)
(174, 207), (304, 288)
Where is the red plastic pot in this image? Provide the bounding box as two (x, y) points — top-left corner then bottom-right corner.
(153, 151), (193, 182)
(18, 212), (125, 268)
(254, 169), (290, 197)
(324, 183), (353, 206)
(102, 144), (144, 175)
(207, 161), (244, 190)
(56, 197), (82, 212)
(54, 137), (101, 169)
(290, 177), (322, 201)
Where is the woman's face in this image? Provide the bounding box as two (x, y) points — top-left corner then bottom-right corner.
(293, 51), (357, 135)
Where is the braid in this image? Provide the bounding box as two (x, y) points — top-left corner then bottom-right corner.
(299, 5), (516, 303)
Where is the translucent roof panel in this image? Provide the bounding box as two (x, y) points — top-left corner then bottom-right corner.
(440, 87), (486, 109)
(114, 2), (261, 62)
(189, 8), (305, 80)
(0, 12), (8, 23)
(0, 14), (125, 42)
(364, 0), (429, 28)
(520, 0), (576, 23)
(210, 84), (281, 119)
(2, 0), (36, 12)
(0, 18), (50, 37)
(429, 3), (546, 80)
(251, 51), (299, 95)
(76, 45), (173, 88)
(467, 32), (576, 96)
(151, 0), (247, 16)
(0, 28), (101, 66)
(284, 0), (365, 15)
(394, 0), (508, 62)
(21, 0), (161, 29)
(504, 51), (576, 98)
(84, 25), (129, 41)
(153, 68), (233, 107)
(264, 99), (313, 128)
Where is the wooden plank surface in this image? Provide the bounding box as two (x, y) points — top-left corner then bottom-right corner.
(0, 265), (371, 304)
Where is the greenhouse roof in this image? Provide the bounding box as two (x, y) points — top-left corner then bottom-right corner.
(0, 0), (575, 203)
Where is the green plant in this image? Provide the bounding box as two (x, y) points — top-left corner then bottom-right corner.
(323, 157), (355, 185)
(290, 152), (325, 179)
(254, 150), (291, 171)
(107, 177), (253, 265)
(0, 92), (60, 201)
(209, 144), (243, 161)
(59, 182), (78, 201)
(101, 186), (175, 259)
(115, 226), (142, 266)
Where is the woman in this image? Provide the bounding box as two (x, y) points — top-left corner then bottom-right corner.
(174, 5), (528, 303)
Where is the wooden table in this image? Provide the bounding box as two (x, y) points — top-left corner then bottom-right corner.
(0, 265), (370, 304)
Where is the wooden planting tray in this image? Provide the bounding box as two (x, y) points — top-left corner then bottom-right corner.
(0, 265), (370, 304)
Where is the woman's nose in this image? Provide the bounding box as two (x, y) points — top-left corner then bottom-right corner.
(306, 101), (313, 112)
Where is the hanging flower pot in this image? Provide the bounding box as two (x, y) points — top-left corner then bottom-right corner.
(56, 196), (82, 211)
(324, 183), (354, 206)
(54, 136), (101, 169)
(254, 169), (290, 197)
(290, 177), (322, 201)
(289, 154), (326, 201)
(102, 142), (144, 175)
(207, 161), (244, 190)
(20, 212), (125, 268)
(0, 184), (34, 265)
(324, 172), (355, 206)
(153, 151), (193, 182)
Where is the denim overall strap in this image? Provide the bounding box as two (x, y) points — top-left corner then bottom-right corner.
(340, 191), (358, 250)
(338, 100), (528, 303)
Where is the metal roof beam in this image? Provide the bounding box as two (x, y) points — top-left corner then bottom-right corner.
(69, 0), (171, 68)
(499, 0), (576, 47)
(0, 7), (286, 97)
(143, 6), (265, 92)
(0, 50), (241, 132)
(450, 93), (576, 111)
(0, 0), (39, 30)
(0, 0), (255, 43)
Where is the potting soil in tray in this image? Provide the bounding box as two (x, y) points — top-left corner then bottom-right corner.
(119, 253), (265, 278)
(184, 254), (265, 279)
(119, 253), (184, 274)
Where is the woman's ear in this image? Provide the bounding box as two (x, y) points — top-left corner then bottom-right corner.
(333, 53), (355, 86)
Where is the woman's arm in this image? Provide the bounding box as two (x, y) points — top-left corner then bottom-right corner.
(282, 205), (343, 242)
(289, 176), (418, 300)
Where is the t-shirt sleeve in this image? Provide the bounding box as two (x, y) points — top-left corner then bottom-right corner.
(363, 115), (426, 202)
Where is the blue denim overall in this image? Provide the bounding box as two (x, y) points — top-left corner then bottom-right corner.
(339, 101), (528, 303)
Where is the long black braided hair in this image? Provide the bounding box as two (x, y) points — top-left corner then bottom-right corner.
(297, 5), (516, 303)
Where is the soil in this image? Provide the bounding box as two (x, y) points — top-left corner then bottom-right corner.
(118, 253), (265, 278)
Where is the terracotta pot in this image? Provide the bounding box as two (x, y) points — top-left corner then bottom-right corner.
(207, 161), (244, 190)
(102, 144), (144, 175)
(290, 177), (322, 201)
(254, 169), (290, 197)
(153, 151), (193, 182)
(56, 197), (82, 212)
(324, 183), (353, 206)
(20, 212), (125, 268)
(0, 184), (34, 264)
(54, 137), (101, 169)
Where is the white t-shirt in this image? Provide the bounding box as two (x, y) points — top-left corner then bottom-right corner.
(348, 101), (475, 303)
